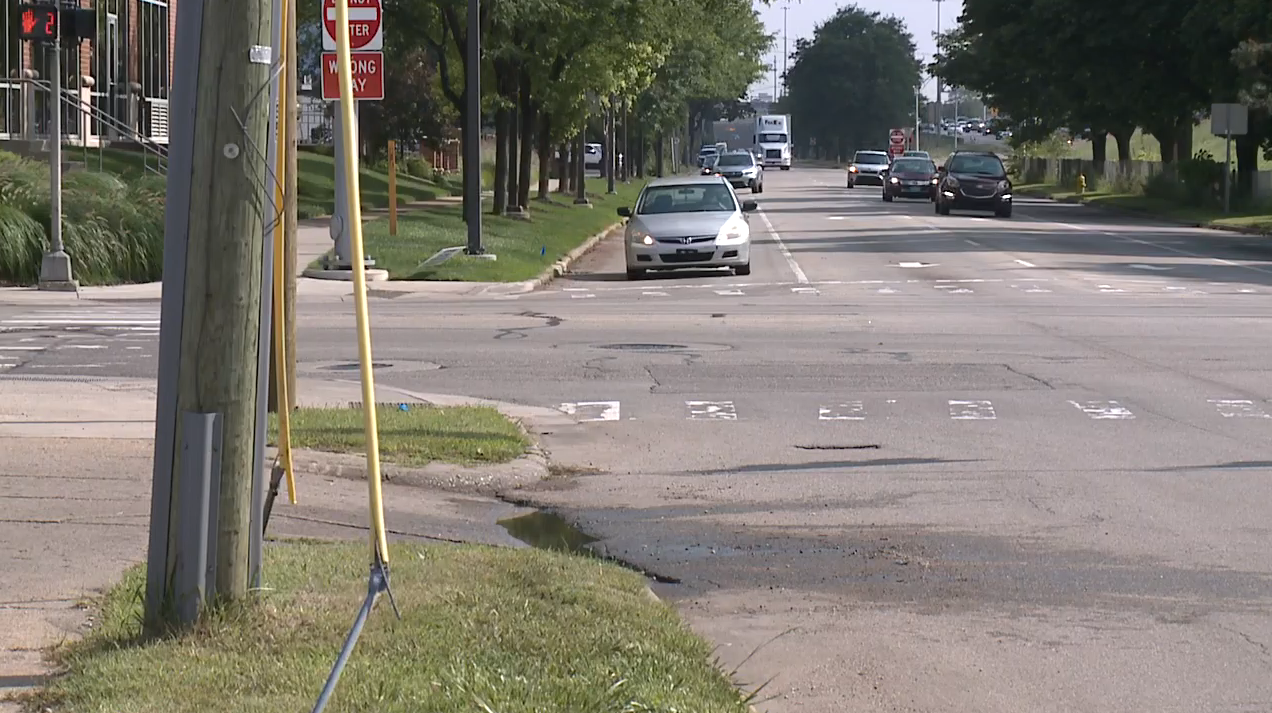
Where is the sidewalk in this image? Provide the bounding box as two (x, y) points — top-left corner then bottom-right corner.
(0, 375), (569, 708)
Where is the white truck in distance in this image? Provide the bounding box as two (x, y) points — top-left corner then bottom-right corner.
(755, 114), (792, 170)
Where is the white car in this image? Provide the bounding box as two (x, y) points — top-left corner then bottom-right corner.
(584, 142), (603, 169)
(616, 175), (756, 280)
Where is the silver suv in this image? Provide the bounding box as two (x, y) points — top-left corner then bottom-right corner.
(847, 150), (891, 188)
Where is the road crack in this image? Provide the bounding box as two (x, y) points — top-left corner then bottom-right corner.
(1003, 364), (1056, 390)
(494, 311), (563, 340)
(644, 365), (662, 394)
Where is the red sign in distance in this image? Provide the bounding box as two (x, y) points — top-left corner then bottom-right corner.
(321, 52), (384, 101)
(322, 0), (382, 51)
(888, 128), (906, 156)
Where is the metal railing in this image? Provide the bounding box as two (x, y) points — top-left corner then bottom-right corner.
(23, 77), (168, 176)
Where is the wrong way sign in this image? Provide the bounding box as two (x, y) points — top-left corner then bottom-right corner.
(322, 0), (383, 51)
(889, 128), (906, 156)
(321, 52), (384, 101)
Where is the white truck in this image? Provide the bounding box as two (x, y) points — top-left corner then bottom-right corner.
(754, 114), (792, 170)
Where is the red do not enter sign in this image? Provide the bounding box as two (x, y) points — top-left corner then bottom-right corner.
(322, 0), (383, 52)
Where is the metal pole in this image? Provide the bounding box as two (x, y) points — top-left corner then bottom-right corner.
(329, 101), (361, 268)
(39, 37), (76, 290)
(574, 126), (588, 204)
(914, 89), (920, 151)
(463, 0), (482, 254)
(144, 0), (205, 631)
(606, 99), (616, 194)
(1223, 131), (1231, 214)
(310, 563), (387, 713)
(781, 4), (787, 98)
(933, 0), (942, 127)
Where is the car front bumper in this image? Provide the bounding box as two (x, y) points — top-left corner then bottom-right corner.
(887, 180), (936, 197)
(850, 171), (886, 185)
(941, 189), (1012, 209)
(722, 174), (759, 188)
(627, 242), (751, 269)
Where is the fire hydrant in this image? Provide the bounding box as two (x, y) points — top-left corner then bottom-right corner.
(1077, 174), (1087, 195)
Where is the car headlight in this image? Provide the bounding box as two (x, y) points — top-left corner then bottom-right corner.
(930, 177), (939, 184)
(889, 176), (900, 184)
(717, 223), (748, 243)
(848, 166), (858, 172)
(631, 232), (653, 245)
(997, 180), (1010, 192)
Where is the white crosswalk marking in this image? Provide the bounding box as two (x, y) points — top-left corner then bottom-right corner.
(1, 307), (160, 332)
(820, 402), (865, 420)
(1209, 399), (1271, 418)
(714, 289), (744, 296)
(686, 400), (737, 420)
(1069, 400), (1135, 419)
(641, 291), (669, 297)
(949, 400), (996, 420)
(791, 287), (819, 295)
(558, 401), (620, 421)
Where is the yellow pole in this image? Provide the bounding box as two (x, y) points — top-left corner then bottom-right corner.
(387, 140), (397, 236)
(271, 0), (297, 504)
(333, 0), (390, 564)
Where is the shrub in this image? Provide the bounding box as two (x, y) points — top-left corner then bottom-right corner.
(0, 156), (166, 285)
(404, 156), (433, 180)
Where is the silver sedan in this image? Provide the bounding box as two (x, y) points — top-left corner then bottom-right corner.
(616, 175), (757, 280)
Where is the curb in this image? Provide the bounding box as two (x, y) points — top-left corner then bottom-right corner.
(476, 221), (624, 296)
(1017, 188), (1272, 237)
(277, 446), (550, 496)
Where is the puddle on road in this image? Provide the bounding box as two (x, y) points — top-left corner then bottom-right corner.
(498, 511), (598, 555)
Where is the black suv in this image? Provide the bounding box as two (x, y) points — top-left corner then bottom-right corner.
(935, 151), (1013, 218)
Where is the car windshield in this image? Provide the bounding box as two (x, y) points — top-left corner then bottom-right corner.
(891, 159), (935, 173)
(758, 133), (787, 143)
(717, 154), (754, 167)
(947, 154), (1006, 177)
(637, 184), (737, 215)
(854, 153), (889, 165)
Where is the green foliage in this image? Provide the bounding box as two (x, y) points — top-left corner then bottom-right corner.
(1145, 150), (1226, 207)
(784, 6), (921, 159)
(404, 156), (435, 180)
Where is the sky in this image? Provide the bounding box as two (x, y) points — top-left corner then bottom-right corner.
(750, 0), (963, 101)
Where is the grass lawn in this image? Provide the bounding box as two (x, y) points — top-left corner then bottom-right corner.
(1015, 182), (1272, 233)
(31, 542), (756, 713)
(1064, 119), (1272, 168)
(356, 178), (646, 282)
(270, 404), (529, 466)
(70, 146), (460, 219)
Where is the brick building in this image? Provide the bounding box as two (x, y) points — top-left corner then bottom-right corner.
(2, 0), (175, 146)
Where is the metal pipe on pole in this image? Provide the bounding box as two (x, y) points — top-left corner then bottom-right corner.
(39, 35), (76, 291)
(463, 0), (482, 254)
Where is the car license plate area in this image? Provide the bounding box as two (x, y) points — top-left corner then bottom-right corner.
(664, 251), (713, 263)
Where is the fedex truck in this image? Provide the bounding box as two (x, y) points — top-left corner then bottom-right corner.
(754, 114), (792, 170)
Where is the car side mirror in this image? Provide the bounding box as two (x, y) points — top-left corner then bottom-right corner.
(938, 165), (946, 172)
(617, 207), (631, 218)
(741, 201), (758, 213)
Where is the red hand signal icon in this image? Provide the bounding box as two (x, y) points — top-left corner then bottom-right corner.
(20, 9), (37, 35)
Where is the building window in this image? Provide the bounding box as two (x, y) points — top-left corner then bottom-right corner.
(138, 0), (169, 98)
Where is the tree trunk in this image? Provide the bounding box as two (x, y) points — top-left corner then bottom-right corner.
(492, 106), (509, 215)
(1110, 129), (1132, 165)
(1176, 115), (1194, 162)
(1235, 133), (1258, 200)
(621, 100), (629, 181)
(1090, 131), (1108, 165)
(536, 111), (552, 201)
(506, 103), (520, 212)
(1152, 124), (1178, 164)
(636, 124), (645, 178)
(517, 85), (535, 208)
(655, 132), (665, 177)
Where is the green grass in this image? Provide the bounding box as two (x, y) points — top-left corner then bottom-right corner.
(1064, 119), (1272, 168)
(30, 541), (756, 713)
(295, 149), (460, 219)
(269, 404), (529, 466)
(356, 178), (646, 282)
(1016, 182), (1272, 233)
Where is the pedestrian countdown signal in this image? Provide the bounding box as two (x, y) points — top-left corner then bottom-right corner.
(18, 4), (58, 42)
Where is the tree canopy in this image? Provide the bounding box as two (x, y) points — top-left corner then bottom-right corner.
(782, 6), (921, 161)
(932, 0), (1271, 194)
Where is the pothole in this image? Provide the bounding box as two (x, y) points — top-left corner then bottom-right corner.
(593, 342), (731, 353)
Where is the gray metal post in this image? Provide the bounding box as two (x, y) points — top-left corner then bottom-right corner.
(252, 0), (286, 589)
(1223, 131), (1231, 214)
(329, 100), (361, 269)
(39, 38), (76, 291)
(606, 99), (616, 194)
(175, 412), (219, 625)
(463, 0), (482, 254)
(574, 128), (588, 204)
(144, 0), (205, 630)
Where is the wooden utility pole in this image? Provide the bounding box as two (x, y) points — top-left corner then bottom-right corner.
(146, 0), (276, 615)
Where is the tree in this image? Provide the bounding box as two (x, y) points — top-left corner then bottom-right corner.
(784, 6), (920, 161)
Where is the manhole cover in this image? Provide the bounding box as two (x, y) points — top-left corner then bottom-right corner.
(322, 362), (393, 371)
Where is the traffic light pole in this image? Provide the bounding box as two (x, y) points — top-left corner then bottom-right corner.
(39, 34), (77, 291)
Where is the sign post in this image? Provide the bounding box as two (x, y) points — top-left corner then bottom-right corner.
(320, 0), (383, 270)
(888, 128), (906, 159)
(1211, 103), (1248, 215)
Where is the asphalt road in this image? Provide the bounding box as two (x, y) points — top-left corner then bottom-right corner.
(7, 167), (1272, 711)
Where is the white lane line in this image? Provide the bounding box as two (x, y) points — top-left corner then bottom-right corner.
(757, 209), (810, 284)
(820, 402), (865, 420)
(686, 400), (738, 420)
(714, 289), (744, 296)
(0, 346), (42, 351)
(1069, 400), (1135, 420)
(570, 293), (595, 299)
(791, 286), (819, 295)
(1034, 217), (1272, 276)
(1209, 399), (1271, 419)
(1014, 259), (1036, 267)
(965, 239), (982, 247)
(641, 291), (669, 297)
(558, 401), (620, 422)
(949, 400), (996, 420)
